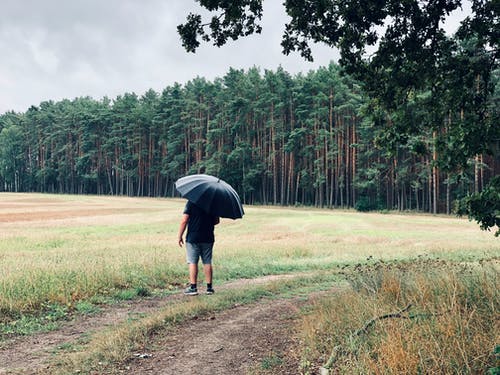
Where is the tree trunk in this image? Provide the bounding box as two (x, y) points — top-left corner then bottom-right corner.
(329, 87), (335, 208)
(432, 131), (438, 214)
(446, 173), (451, 215)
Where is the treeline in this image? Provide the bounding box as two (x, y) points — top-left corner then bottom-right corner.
(0, 63), (497, 212)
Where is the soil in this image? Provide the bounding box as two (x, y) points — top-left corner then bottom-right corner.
(0, 208), (141, 223)
(121, 298), (303, 375)
(0, 275), (316, 375)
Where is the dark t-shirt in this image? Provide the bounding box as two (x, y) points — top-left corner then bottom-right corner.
(183, 201), (216, 243)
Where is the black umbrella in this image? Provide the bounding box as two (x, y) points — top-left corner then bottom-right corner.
(175, 174), (244, 219)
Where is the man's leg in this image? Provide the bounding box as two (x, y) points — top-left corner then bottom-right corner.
(185, 243), (199, 295)
(204, 264), (214, 294)
(203, 264), (212, 285)
(184, 263), (199, 295)
(189, 263), (198, 285)
(200, 243), (214, 294)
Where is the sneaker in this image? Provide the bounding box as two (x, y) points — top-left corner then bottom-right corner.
(184, 286), (198, 296)
(206, 287), (215, 295)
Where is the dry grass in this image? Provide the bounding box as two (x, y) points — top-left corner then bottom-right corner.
(0, 193), (185, 319)
(0, 192), (498, 321)
(0, 193), (498, 373)
(298, 260), (500, 374)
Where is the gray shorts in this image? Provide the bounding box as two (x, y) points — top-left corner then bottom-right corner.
(186, 242), (214, 265)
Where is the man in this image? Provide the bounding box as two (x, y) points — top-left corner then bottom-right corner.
(178, 200), (220, 295)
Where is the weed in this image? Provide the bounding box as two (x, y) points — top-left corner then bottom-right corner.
(114, 289), (136, 301)
(135, 286), (151, 297)
(75, 301), (100, 315)
(489, 345), (500, 375)
(261, 353), (283, 369)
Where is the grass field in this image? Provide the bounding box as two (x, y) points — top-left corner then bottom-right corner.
(0, 192), (498, 318)
(0, 193), (498, 373)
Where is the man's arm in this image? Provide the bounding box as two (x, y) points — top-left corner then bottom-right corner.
(178, 214), (189, 247)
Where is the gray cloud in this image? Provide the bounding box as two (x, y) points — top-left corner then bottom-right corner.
(0, 1), (469, 113)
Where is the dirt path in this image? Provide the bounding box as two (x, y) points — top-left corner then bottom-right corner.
(122, 297), (303, 375)
(0, 275), (306, 374)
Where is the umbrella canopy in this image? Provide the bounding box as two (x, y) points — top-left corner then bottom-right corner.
(175, 174), (244, 219)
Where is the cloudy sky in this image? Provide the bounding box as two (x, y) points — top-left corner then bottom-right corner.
(0, 0), (471, 114)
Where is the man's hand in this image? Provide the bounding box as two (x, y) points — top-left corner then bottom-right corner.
(178, 213), (189, 247)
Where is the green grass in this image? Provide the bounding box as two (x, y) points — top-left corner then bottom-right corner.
(0, 303), (69, 336)
(0, 193), (498, 332)
(0, 193), (497, 373)
(260, 353), (283, 370)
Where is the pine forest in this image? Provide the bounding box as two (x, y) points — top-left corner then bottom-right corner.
(0, 63), (498, 214)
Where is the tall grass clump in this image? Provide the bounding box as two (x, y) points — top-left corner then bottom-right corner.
(298, 260), (499, 374)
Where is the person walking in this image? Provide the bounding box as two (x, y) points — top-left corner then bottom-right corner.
(178, 200), (220, 296)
